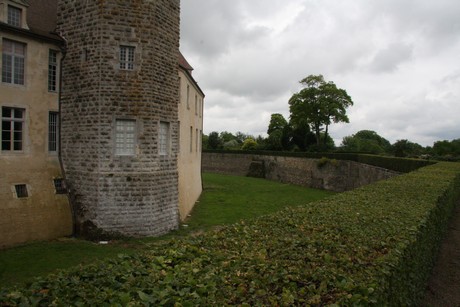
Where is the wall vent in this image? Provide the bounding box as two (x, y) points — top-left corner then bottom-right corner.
(53, 179), (67, 194)
(15, 184), (28, 198)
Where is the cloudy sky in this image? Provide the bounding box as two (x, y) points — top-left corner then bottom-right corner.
(180, 0), (460, 147)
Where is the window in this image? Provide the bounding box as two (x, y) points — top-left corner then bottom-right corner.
(199, 130), (202, 152)
(53, 178), (67, 194)
(177, 121), (181, 153)
(7, 5), (22, 27)
(200, 98), (203, 118)
(48, 50), (58, 91)
(186, 85), (190, 109)
(82, 48), (89, 62)
(48, 112), (59, 152)
(2, 39), (25, 85)
(178, 77), (182, 102)
(115, 119), (136, 156)
(14, 184), (28, 198)
(195, 95), (198, 115)
(120, 46), (135, 70)
(196, 128), (198, 152)
(2, 107), (24, 151)
(159, 121), (170, 156)
(190, 126), (193, 152)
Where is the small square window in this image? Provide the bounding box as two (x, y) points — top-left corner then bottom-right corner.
(15, 184), (28, 198)
(7, 5), (22, 27)
(53, 178), (67, 194)
(120, 46), (135, 70)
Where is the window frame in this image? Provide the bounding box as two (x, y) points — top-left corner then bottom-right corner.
(114, 119), (137, 156)
(159, 121), (170, 156)
(1, 106), (25, 152)
(7, 5), (22, 27)
(53, 178), (67, 194)
(195, 128), (198, 152)
(48, 111), (59, 153)
(190, 126), (193, 152)
(48, 50), (58, 92)
(195, 94), (198, 115)
(119, 45), (135, 70)
(14, 184), (28, 198)
(2, 38), (26, 85)
(186, 84), (190, 109)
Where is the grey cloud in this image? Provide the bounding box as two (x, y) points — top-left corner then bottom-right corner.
(368, 43), (413, 73)
(181, 0), (460, 147)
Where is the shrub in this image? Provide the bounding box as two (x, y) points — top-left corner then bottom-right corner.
(1, 163), (459, 305)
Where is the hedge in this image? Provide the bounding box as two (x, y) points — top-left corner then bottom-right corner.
(204, 149), (435, 173)
(1, 162), (459, 306)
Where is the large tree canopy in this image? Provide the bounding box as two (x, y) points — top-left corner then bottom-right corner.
(289, 75), (353, 147)
(340, 130), (391, 154)
(267, 113), (290, 150)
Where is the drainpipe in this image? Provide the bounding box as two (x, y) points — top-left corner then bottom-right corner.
(56, 34), (77, 237)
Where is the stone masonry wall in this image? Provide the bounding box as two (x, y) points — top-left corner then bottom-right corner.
(203, 152), (399, 192)
(57, 0), (181, 237)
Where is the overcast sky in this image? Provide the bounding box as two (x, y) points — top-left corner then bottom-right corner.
(180, 0), (460, 147)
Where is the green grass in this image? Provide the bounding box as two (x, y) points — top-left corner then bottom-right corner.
(181, 173), (335, 232)
(0, 239), (136, 288)
(0, 173), (334, 288)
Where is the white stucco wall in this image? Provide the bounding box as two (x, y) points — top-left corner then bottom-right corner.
(177, 68), (204, 220)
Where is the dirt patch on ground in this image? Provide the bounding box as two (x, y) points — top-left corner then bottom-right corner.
(422, 203), (460, 307)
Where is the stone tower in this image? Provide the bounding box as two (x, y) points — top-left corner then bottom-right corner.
(56, 0), (181, 237)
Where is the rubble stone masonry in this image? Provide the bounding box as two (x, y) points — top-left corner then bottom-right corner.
(56, 0), (181, 237)
(202, 152), (399, 192)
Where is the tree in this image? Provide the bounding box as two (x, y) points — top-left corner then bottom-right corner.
(219, 131), (236, 143)
(289, 75), (353, 148)
(234, 131), (250, 144)
(223, 139), (240, 150)
(432, 139), (460, 157)
(340, 130), (391, 154)
(392, 139), (424, 157)
(202, 134), (209, 150)
(241, 138), (258, 150)
(266, 113), (290, 151)
(208, 131), (221, 149)
(290, 120), (316, 151)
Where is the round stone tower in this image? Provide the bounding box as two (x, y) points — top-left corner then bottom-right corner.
(56, 0), (181, 238)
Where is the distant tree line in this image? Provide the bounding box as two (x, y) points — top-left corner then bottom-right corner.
(202, 129), (460, 161)
(202, 74), (459, 161)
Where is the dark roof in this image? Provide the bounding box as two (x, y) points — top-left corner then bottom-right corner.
(179, 52), (205, 97)
(26, 0), (59, 38)
(179, 51), (194, 73)
(0, 0), (62, 43)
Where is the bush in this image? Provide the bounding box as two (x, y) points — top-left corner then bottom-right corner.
(1, 163), (459, 305)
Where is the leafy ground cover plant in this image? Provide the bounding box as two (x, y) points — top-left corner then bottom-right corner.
(0, 173), (333, 288)
(1, 163), (459, 305)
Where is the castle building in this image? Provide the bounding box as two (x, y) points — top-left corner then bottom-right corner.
(0, 0), (203, 247)
(178, 53), (204, 220)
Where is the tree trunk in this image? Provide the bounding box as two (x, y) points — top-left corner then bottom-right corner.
(324, 124), (329, 146)
(315, 123), (321, 146)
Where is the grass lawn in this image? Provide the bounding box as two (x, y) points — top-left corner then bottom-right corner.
(181, 172), (335, 232)
(0, 173), (334, 288)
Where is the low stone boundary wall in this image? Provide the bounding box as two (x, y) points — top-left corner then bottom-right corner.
(202, 152), (399, 192)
